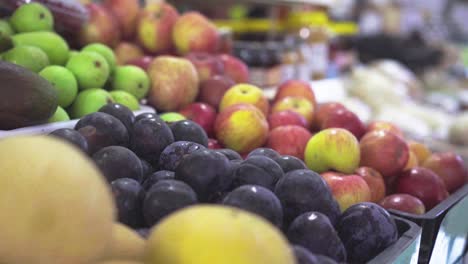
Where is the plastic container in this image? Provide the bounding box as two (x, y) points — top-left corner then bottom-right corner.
(0, 105), (155, 139)
(368, 216), (422, 264)
(388, 184), (468, 264)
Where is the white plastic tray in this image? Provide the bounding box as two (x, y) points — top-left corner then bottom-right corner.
(0, 105), (156, 139)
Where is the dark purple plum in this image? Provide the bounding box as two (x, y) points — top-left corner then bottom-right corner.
(49, 128), (88, 153)
(75, 112), (129, 154)
(274, 169), (341, 226)
(336, 202), (398, 263)
(130, 118), (174, 167)
(140, 159), (154, 177)
(170, 120), (208, 147)
(273, 155), (307, 173)
(230, 156), (284, 191)
(158, 141), (205, 171)
(293, 245), (338, 264)
(92, 146), (143, 182)
(111, 178), (144, 228)
(222, 185), (283, 227)
(135, 112), (159, 122)
(142, 170), (175, 191)
(209, 159), (243, 203)
(288, 212), (346, 262)
(215, 149), (242, 161)
(175, 149), (231, 202)
(247, 147), (281, 160)
(99, 103), (135, 131)
(135, 228), (150, 239)
(143, 180), (197, 227)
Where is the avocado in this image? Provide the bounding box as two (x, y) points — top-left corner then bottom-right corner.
(0, 61), (58, 130)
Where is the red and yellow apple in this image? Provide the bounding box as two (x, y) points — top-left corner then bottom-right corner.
(367, 121), (404, 138)
(137, 2), (179, 54)
(360, 130), (409, 178)
(422, 152), (468, 193)
(321, 172), (371, 212)
(355, 167), (386, 203)
(219, 84), (269, 116)
(79, 3), (121, 47)
(321, 108), (366, 139)
(185, 52), (224, 82)
(127, 56), (153, 71)
(208, 138), (222, 149)
(147, 56), (199, 111)
(272, 96), (314, 128)
(273, 80), (316, 105)
(104, 0), (139, 39)
(314, 102), (347, 130)
(408, 140), (432, 164)
(404, 150), (419, 170)
(172, 12), (219, 55)
(396, 167), (449, 210)
(218, 54), (249, 83)
(267, 110), (308, 130)
(266, 125), (312, 160)
(114, 42), (144, 65)
(214, 104), (269, 154)
(198, 75), (235, 108)
(304, 128), (360, 174)
(179, 102), (217, 137)
(380, 194), (426, 215)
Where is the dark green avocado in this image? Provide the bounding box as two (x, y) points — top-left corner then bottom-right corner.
(0, 60), (58, 130)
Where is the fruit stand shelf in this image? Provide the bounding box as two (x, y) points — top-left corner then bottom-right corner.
(168, 0), (334, 7)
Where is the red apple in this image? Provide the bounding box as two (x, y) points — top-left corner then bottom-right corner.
(396, 167), (449, 210)
(272, 96), (315, 128)
(208, 138), (222, 149)
(274, 80), (316, 105)
(127, 56), (154, 71)
(360, 130), (410, 178)
(321, 108), (366, 139)
(267, 110), (308, 130)
(266, 125), (312, 160)
(355, 167), (386, 203)
(367, 121), (404, 138)
(215, 104), (269, 154)
(315, 102), (347, 130)
(136, 2), (179, 54)
(198, 75), (235, 108)
(114, 42), (144, 65)
(218, 54), (249, 83)
(172, 12), (219, 55)
(78, 3), (121, 47)
(179, 103), (217, 137)
(104, 0), (139, 40)
(185, 52), (224, 82)
(321, 172), (372, 212)
(422, 152), (468, 193)
(147, 56), (199, 111)
(380, 194), (426, 215)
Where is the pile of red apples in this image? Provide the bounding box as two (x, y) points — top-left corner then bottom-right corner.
(80, 0), (467, 216)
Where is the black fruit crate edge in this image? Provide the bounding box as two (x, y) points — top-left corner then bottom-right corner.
(368, 216), (422, 264)
(388, 184), (468, 264)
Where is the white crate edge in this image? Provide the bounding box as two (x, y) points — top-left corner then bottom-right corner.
(0, 105), (156, 139)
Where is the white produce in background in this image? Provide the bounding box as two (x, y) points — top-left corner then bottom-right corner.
(449, 111), (468, 146)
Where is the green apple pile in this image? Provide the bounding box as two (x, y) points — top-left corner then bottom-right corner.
(0, 3), (150, 123)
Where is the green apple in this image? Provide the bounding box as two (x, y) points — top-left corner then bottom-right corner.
(48, 106), (70, 123)
(3, 45), (49, 72)
(304, 128), (360, 174)
(112, 65), (150, 99)
(159, 112), (186, 124)
(82, 43), (116, 73)
(66, 51), (109, 90)
(70, 88), (114, 118)
(9, 3), (54, 33)
(39, 66), (78, 108)
(110, 90), (140, 111)
(0, 20), (14, 52)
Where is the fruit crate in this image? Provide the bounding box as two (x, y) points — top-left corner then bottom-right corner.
(0, 105), (156, 139)
(388, 184), (468, 264)
(368, 216), (422, 264)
